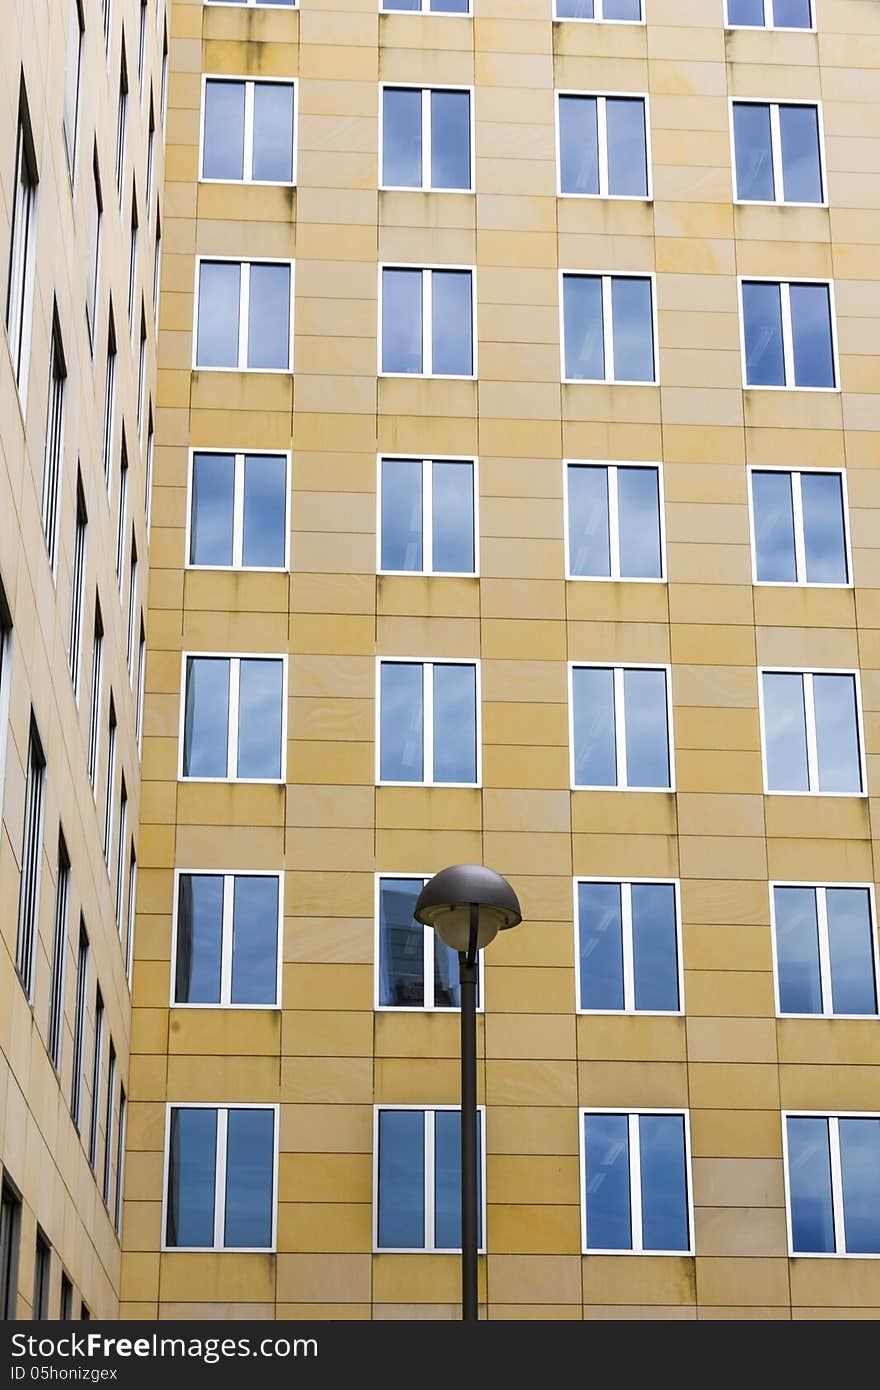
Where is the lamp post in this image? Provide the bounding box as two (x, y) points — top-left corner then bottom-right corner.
(414, 865), (522, 1322)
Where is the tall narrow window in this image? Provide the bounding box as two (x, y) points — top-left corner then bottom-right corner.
(376, 876), (481, 1010)
(63, 0), (85, 176)
(127, 535), (138, 672)
(115, 1086), (127, 1235)
(570, 664), (673, 790)
(750, 469), (849, 586)
(173, 872), (282, 1007)
(733, 101), (824, 205)
(101, 310), (117, 484)
(181, 655), (286, 782)
(70, 922), (89, 1130)
(126, 850), (137, 983)
(86, 154), (103, 350)
(164, 1106), (277, 1250)
(115, 47), (128, 204)
(381, 86), (471, 191)
(136, 619), (146, 752)
(153, 209), (161, 318)
(381, 266), (475, 377)
(581, 1110), (692, 1253)
(145, 409), (154, 531)
(102, 0), (112, 52)
(0, 582), (11, 816)
(375, 1107), (485, 1252)
(103, 697), (117, 861)
(88, 989), (104, 1170)
(33, 1231), (50, 1319)
(0, 1179), (22, 1319)
(188, 452), (289, 570)
(69, 472), (88, 698)
(378, 660), (480, 786)
(128, 190), (138, 331)
(161, 23), (168, 127)
(379, 457), (476, 576)
(576, 879), (681, 1014)
(785, 1113), (880, 1255)
(86, 600), (104, 789)
(48, 834), (71, 1071)
(115, 779), (128, 928)
(565, 462), (663, 580)
(740, 279), (837, 389)
(772, 885), (879, 1018)
(195, 260), (293, 371)
(116, 438), (128, 585)
(201, 79), (296, 184)
(146, 96), (156, 206)
(558, 94), (649, 198)
(16, 719), (46, 1000)
(138, 0), (148, 88)
(102, 1043), (116, 1205)
(60, 1273), (73, 1320)
(41, 311), (67, 572)
(6, 90), (39, 402)
(761, 669), (864, 795)
(137, 310), (147, 432)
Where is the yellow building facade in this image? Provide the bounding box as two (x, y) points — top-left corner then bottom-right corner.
(4, 0), (880, 1324)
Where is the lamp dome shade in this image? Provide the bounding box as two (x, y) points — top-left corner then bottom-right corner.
(414, 865), (522, 952)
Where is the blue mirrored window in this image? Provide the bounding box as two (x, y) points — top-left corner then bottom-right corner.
(773, 0), (812, 26)
(382, 88), (422, 187)
(380, 663), (424, 782)
(751, 471), (797, 583)
(567, 464), (662, 581)
(165, 1104), (275, 1251)
(733, 102), (774, 201)
(382, 269), (422, 374)
(247, 263), (290, 370)
(632, 883), (679, 1012)
(190, 452), (234, 566)
(433, 663), (477, 783)
(800, 473), (847, 583)
(242, 454), (286, 568)
(433, 461), (474, 573)
(378, 878), (425, 1007)
(578, 881), (624, 1011)
(826, 888), (878, 1016)
(556, 0), (595, 15)
(190, 453), (287, 570)
(434, 1110), (482, 1249)
(762, 672), (809, 791)
(606, 98), (648, 196)
(252, 82), (295, 183)
(431, 90), (470, 189)
(742, 280), (785, 386)
(584, 1114), (632, 1250)
(381, 458), (423, 571)
(432, 270), (473, 375)
(380, 458), (474, 574)
(559, 96), (599, 195)
(774, 886), (823, 1015)
(183, 657), (230, 778)
(175, 874), (224, 1004)
(617, 467), (662, 579)
(813, 674), (861, 793)
(562, 274), (604, 380)
(377, 1109), (483, 1251)
(787, 1116), (836, 1253)
(567, 465), (611, 577)
(752, 470), (847, 585)
(572, 666), (616, 786)
(196, 262), (240, 368)
(224, 1109), (274, 1248)
(639, 1114), (689, 1252)
(166, 1108), (217, 1247)
(237, 658), (283, 779)
(779, 105), (822, 203)
(623, 667), (670, 788)
(790, 283), (834, 388)
(727, 0), (765, 21)
(604, 0), (642, 15)
(839, 1119), (880, 1255)
(203, 81), (244, 180)
(231, 876), (279, 1005)
(611, 277), (654, 381)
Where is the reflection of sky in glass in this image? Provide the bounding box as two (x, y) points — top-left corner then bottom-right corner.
(168, 1108), (217, 1247)
(252, 83), (294, 183)
(568, 465), (610, 577)
(378, 1110), (424, 1248)
(584, 1113), (631, 1250)
(435, 1111), (481, 1248)
(247, 264), (290, 369)
(556, 0), (595, 15)
(243, 454), (286, 567)
(624, 667), (669, 788)
(564, 275), (604, 380)
(191, 453), (234, 566)
(433, 461), (474, 573)
(433, 663), (477, 783)
(763, 672), (808, 790)
(197, 262), (240, 368)
(788, 1116), (835, 1253)
(224, 1109), (274, 1247)
(734, 103), (774, 201)
(827, 888), (877, 1016)
(559, 96), (599, 195)
(752, 471), (796, 582)
(184, 657), (230, 777)
(727, 0), (765, 22)
(632, 884), (679, 1011)
(379, 878), (424, 1007)
(435, 935), (465, 1007)
(773, 0), (813, 28)
(176, 874), (223, 1004)
(604, 0), (642, 15)
(774, 886), (822, 1014)
(578, 881), (624, 1010)
(383, 88), (421, 187)
(743, 281), (785, 386)
(431, 90), (470, 189)
(813, 673), (860, 793)
(573, 666), (616, 786)
(382, 269), (422, 373)
(801, 472), (846, 583)
(790, 283), (834, 387)
(381, 458), (422, 571)
(839, 1119), (880, 1254)
(237, 659), (283, 779)
(432, 270), (472, 375)
(606, 99), (647, 196)
(780, 105), (822, 202)
(611, 277), (654, 382)
(231, 876), (278, 1004)
(431, 0), (470, 10)
(640, 1114), (689, 1251)
(618, 468), (661, 578)
(380, 662), (423, 781)
(203, 82), (244, 180)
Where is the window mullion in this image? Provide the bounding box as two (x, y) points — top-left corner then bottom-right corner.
(803, 672), (819, 792)
(827, 1116), (846, 1255)
(791, 471), (807, 582)
(781, 281), (795, 387)
(816, 889), (834, 1016)
(770, 103), (785, 201)
(422, 88), (431, 190)
(424, 1110), (435, 1252)
(239, 263), (250, 369)
(614, 666), (627, 788)
(423, 878), (433, 1009)
(244, 82), (255, 183)
(764, 0), (773, 25)
(597, 97), (609, 196)
(233, 453), (245, 567)
(424, 663), (434, 784)
(607, 466), (621, 579)
(228, 658), (240, 778)
(629, 1114), (643, 1252)
(621, 882), (636, 1011)
(422, 270), (432, 375)
(220, 875), (234, 1005)
(603, 276), (614, 382)
(423, 459), (433, 575)
(214, 1108), (227, 1250)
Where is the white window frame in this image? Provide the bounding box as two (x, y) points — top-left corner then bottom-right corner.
(376, 454), (479, 578)
(729, 98), (827, 207)
(568, 661), (675, 792)
(782, 1111), (880, 1260)
(125, 849), (137, 987)
(86, 604), (104, 791)
(574, 877), (684, 1017)
(41, 315), (67, 576)
(103, 700), (117, 863)
(127, 534), (138, 673)
(379, 84), (474, 193)
(559, 270), (659, 385)
(758, 666), (867, 798)
(579, 1108), (695, 1256)
(770, 882), (880, 1020)
(737, 276), (840, 393)
(136, 619), (146, 755)
(724, 0), (815, 31)
(747, 466), (852, 589)
(101, 315), (117, 485)
(6, 105), (39, 408)
(161, 1102), (280, 1253)
(192, 257), (295, 372)
(15, 719), (46, 1002)
(373, 1105), (487, 1255)
(563, 459), (666, 583)
(185, 449), (291, 572)
(554, 0), (644, 20)
(199, 76), (298, 186)
(374, 873), (485, 1013)
(375, 656), (482, 788)
(170, 869), (284, 1009)
(178, 651), (289, 784)
(380, 1), (472, 13)
(555, 91), (653, 200)
(378, 263), (477, 380)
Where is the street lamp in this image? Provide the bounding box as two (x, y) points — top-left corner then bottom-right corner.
(414, 864), (522, 1322)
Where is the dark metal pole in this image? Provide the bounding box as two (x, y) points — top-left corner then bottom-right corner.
(459, 902), (479, 1322)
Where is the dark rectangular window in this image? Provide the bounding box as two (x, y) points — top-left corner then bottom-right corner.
(48, 833), (71, 1070)
(88, 989), (104, 1169)
(41, 310), (67, 570)
(16, 719), (46, 999)
(165, 1106), (276, 1250)
(6, 86), (39, 398)
(69, 472), (88, 696)
(0, 1178), (22, 1319)
(60, 1273), (73, 1321)
(70, 922), (89, 1130)
(102, 1043), (116, 1205)
(33, 1230), (50, 1319)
